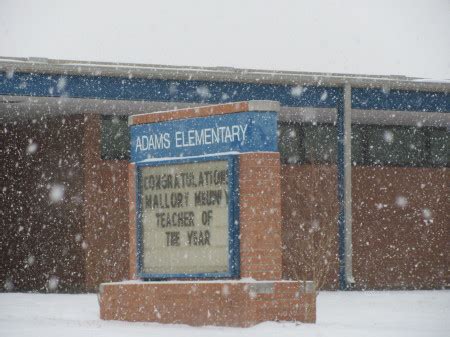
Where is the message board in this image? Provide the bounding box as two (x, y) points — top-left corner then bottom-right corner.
(137, 157), (239, 278)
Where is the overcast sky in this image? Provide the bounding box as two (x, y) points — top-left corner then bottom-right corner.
(0, 0), (449, 79)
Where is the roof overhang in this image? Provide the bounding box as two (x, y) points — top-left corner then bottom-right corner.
(1, 56), (449, 92)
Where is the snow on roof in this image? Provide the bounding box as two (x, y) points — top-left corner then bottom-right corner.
(1, 56), (449, 93)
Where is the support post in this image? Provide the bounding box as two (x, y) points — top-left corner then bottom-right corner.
(343, 84), (354, 287)
(337, 83), (354, 290)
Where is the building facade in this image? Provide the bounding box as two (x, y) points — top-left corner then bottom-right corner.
(1, 57), (449, 291)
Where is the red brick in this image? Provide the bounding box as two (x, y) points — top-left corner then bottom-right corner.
(128, 163), (137, 279)
(99, 281), (316, 326)
(131, 102), (250, 125)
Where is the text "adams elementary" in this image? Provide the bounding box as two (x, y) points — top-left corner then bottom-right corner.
(135, 124), (249, 152)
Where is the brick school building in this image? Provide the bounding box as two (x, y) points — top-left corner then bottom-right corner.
(1, 57), (448, 292)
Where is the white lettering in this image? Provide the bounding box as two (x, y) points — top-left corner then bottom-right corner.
(148, 134), (155, 149)
(224, 127), (233, 142)
(211, 128), (219, 143)
(204, 128), (212, 144)
(136, 133), (172, 152)
(188, 130), (195, 146)
(231, 125), (240, 141)
(175, 131), (183, 147)
(195, 129), (204, 145)
(163, 133), (170, 148)
(136, 136), (143, 152)
(151, 123), (251, 150)
(239, 124), (248, 143)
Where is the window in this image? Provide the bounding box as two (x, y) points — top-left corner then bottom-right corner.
(350, 126), (366, 165)
(278, 123), (449, 167)
(365, 126), (427, 166)
(101, 115), (130, 160)
(278, 123), (303, 164)
(303, 124), (337, 164)
(429, 128), (449, 166)
(278, 123), (337, 165)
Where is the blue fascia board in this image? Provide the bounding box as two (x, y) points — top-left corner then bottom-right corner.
(1, 71), (340, 108)
(2, 72), (448, 112)
(352, 87), (450, 112)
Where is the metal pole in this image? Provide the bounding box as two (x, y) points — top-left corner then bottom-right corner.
(344, 83), (354, 287)
(337, 83), (354, 289)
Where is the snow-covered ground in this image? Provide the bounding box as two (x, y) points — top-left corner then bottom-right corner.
(0, 290), (448, 337)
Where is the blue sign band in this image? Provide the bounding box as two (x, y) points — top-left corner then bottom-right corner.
(130, 111), (278, 162)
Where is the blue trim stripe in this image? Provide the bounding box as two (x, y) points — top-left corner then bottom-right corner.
(1, 71), (340, 108)
(352, 88), (450, 112)
(1, 72), (449, 112)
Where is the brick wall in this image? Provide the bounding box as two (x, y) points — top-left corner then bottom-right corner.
(281, 164), (449, 290)
(239, 153), (282, 280)
(0, 115), (86, 291)
(82, 115), (130, 290)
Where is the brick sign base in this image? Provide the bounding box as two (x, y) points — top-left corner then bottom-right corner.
(99, 280), (316, 327)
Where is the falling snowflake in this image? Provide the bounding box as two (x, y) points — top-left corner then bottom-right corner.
(27, 255), (35, 266)
(221, 284), (230, 297)
(49, 184), (65, 203)
(422, 208), (432, 220)
(56, 77), (67, 92)
(395, 196), (408, 208)
(168, 83), (178, 96)
(290, 86), (304, 97)
(196, 86), (211, 99)
(47, 276), (59, 291)
(4, 278), (14, 291)
(26, 140), (38, 154)
(6, 69), (15, 79)
(383, 130), (394, 144)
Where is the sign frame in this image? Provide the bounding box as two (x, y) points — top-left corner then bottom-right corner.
(135, 155), (240, 280)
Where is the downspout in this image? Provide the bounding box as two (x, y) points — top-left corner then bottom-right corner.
(337, 83), (355, 290)
(344, 83), (355, 287)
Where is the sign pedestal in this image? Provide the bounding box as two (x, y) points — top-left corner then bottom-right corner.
(98, 101), (316, 327)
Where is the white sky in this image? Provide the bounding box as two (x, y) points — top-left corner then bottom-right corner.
(0, 0), (449, 79)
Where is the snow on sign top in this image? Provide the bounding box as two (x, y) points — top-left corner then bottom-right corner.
(129, 101), (280, 162)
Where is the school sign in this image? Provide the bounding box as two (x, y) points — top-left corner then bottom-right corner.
(129, 102), (277, 279)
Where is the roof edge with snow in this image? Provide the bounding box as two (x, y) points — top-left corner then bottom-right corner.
(0, 56), (448, 92)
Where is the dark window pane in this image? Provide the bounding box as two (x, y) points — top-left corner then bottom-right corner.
(101, 115), (130, 160)
(303, 124), (337, 164)
(351, 125), (366, 165)
(278, 123), (303, 164)
(429, 128), (449, 166)
(366, 126), (426, 166)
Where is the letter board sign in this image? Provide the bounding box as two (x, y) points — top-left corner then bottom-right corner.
(136, 156), (239, 279)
